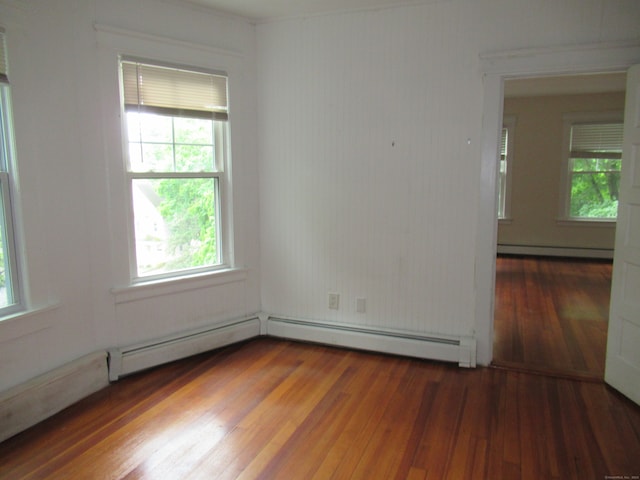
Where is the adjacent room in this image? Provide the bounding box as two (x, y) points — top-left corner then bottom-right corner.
(494, 73), (625, 380)
(0, 0), (639, 477)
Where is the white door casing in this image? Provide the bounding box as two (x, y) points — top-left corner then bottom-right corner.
(477, 41), (640, 368)
(604, 64), (640, 405)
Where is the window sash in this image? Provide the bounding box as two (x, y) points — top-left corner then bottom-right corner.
(0, 172), (21, 314)
(125, 112), (225, 174)
(568, 170), (620, 219)
(130, 176), (222, 278)
(0, 40), (21, 315)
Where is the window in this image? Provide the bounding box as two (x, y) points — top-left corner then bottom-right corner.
(120, 59), (230, 280)
(0, 30), (22, 315)
(498, 116), (515, 220)
(563, 120), (623, 221)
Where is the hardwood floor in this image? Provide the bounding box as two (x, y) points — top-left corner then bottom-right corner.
(493, 255), (612, 380)
(1, 338), (639, 479)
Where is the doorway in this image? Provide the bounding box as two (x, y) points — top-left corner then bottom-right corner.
(491, 73), (625, 379)
(476, 45), (640, 404)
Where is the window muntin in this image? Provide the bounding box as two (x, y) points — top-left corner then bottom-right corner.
(566, 122), (622, 220)
(120, 59), (230, 280)
(0, 31), (22, 315)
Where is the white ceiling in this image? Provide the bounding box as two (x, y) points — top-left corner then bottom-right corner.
(178, 1), (628, 97)
(181, 0), (439, 21)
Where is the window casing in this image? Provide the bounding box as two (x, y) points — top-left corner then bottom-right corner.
(0, 31), (22, 316)
(120, 58), (231, 281)
(498, 116), (515, 220)
(561, 116), (623, 222)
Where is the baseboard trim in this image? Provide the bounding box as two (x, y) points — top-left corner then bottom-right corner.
(497, 244), (614, 259)
(107, 316), (261, 381)
(265, 316), (476, 368)
(0, 352), (109, 443)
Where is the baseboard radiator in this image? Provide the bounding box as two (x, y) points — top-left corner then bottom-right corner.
(265, 316), (477, 368)
(107, 316), (261, 381)
(0, 352), (109, 443)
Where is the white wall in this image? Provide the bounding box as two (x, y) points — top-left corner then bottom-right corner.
(0, 0), (260, 391)
(256, 1), (640, 346)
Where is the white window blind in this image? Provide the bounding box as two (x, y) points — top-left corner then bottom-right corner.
(121, 60), (228, 120)
(570, 123), (623, 159)
(500, 127), (507, 158)
(0, 31), (8, 85)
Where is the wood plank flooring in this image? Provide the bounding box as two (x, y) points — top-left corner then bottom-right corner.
(1, 338), (639, 479)
(493, 255), (612, 380)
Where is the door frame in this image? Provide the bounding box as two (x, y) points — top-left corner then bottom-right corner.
(475, 41), (640, 366)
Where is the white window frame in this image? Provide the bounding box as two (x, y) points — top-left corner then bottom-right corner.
(119, 57), (233, 283)
(498, 115), (516, 221)
(558, 111), (623, 225)
(0, 33), (23, 317)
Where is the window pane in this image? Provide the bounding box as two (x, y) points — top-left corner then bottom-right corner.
(141, 143), (174, 171)
(570, 172), (619, 218)
(572, 157), (621, 172)
(174, 117), (213, 144)
(132, 178), (219, 277)
(0, 87), (18, 312)
(138, 113), (172, 143)
(128, 142), (174, 172)
(0, 182), (13, 308)
(175, 145), (214, 172)
(126, 112), (218, 173)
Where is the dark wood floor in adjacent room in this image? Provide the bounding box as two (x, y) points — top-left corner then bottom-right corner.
(493, 255), (612, 380)
(1, 338), (639, 479)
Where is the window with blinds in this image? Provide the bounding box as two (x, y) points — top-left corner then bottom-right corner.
(567, 122), (623, 220)
(498, 116), (515, 220)
(498, 127), (508, 218)
(120, 58), (231, 280)
(0, 29), (24, 315)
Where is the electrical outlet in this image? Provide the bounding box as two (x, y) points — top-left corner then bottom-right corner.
(328, 293), (340, 310)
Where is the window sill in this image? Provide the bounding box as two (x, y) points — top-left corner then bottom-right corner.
(556, 218), (616, 228)
(111, 267), (249, 305)
(0, 303), (59, 342)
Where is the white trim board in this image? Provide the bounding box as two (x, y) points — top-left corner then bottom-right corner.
(0, 352), (109, 443)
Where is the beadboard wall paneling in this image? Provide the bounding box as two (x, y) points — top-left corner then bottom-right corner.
(258, 7), (481, 337)
(257, 1), (640, 340)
